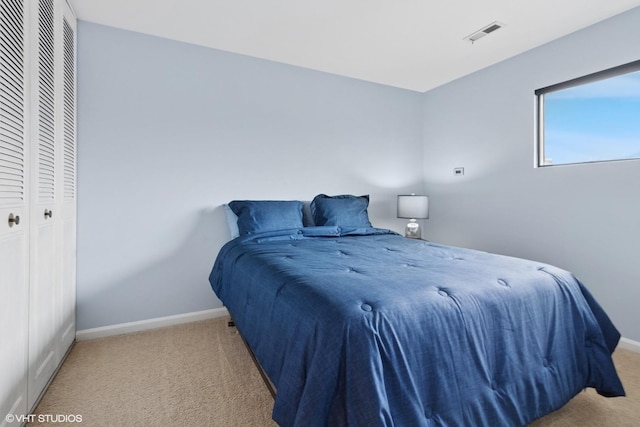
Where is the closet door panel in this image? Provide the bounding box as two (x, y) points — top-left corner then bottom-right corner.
(57, 5), (76, 355)
(0, 0), (29, 424)
(27, 0), (59, 409)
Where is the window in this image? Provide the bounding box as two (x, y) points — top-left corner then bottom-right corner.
(536, 60), (640, 167)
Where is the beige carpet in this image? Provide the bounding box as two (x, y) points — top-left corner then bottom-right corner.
(29, 317), (276, 427)
(29, 317), (639, 426)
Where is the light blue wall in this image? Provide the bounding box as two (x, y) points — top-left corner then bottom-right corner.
(78, 7), (640, 339)
(422, 7), (640, 341)
(76, 22), (424, 330)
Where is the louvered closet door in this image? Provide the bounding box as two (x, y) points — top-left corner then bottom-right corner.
(28, 0), (59, 408)
(0, 0), (30, 424)
(57, 1), (76, 358)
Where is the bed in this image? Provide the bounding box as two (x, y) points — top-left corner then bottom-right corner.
(209, 196), (625, 426)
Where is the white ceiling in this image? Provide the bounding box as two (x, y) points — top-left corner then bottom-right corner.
(68, 0), (640, 92)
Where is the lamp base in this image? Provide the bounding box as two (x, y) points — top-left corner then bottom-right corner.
(405, 219), (421, 239)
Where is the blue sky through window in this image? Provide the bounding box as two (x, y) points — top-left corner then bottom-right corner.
(542, 71), (640, 165)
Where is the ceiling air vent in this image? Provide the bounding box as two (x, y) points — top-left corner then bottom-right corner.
(464, 21), (505, 43)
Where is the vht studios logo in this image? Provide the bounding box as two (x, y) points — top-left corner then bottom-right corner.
(5, 413), (83, 424)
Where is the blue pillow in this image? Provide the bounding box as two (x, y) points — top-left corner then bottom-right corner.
(310, 194), (372, 227)
(228, 200), (304, 235)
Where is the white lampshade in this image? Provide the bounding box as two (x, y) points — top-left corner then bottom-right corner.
(397, 195), (429, 219)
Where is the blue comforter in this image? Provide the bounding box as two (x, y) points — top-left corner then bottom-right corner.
(209, 227), (624, 426)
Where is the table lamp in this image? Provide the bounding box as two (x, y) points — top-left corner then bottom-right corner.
(397, 194), (429, 239)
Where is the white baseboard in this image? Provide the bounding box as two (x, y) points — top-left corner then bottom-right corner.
(619, 337), (640, 353)
(75, 307), (230, 341)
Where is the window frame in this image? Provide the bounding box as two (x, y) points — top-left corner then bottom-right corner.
(535, 59), (640, 167)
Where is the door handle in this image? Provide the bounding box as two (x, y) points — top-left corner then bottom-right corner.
(8, 213), (20, 227)
(44, 209), (53, 219)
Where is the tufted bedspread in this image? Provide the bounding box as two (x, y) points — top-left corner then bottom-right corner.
(209, 227), (624, 426)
